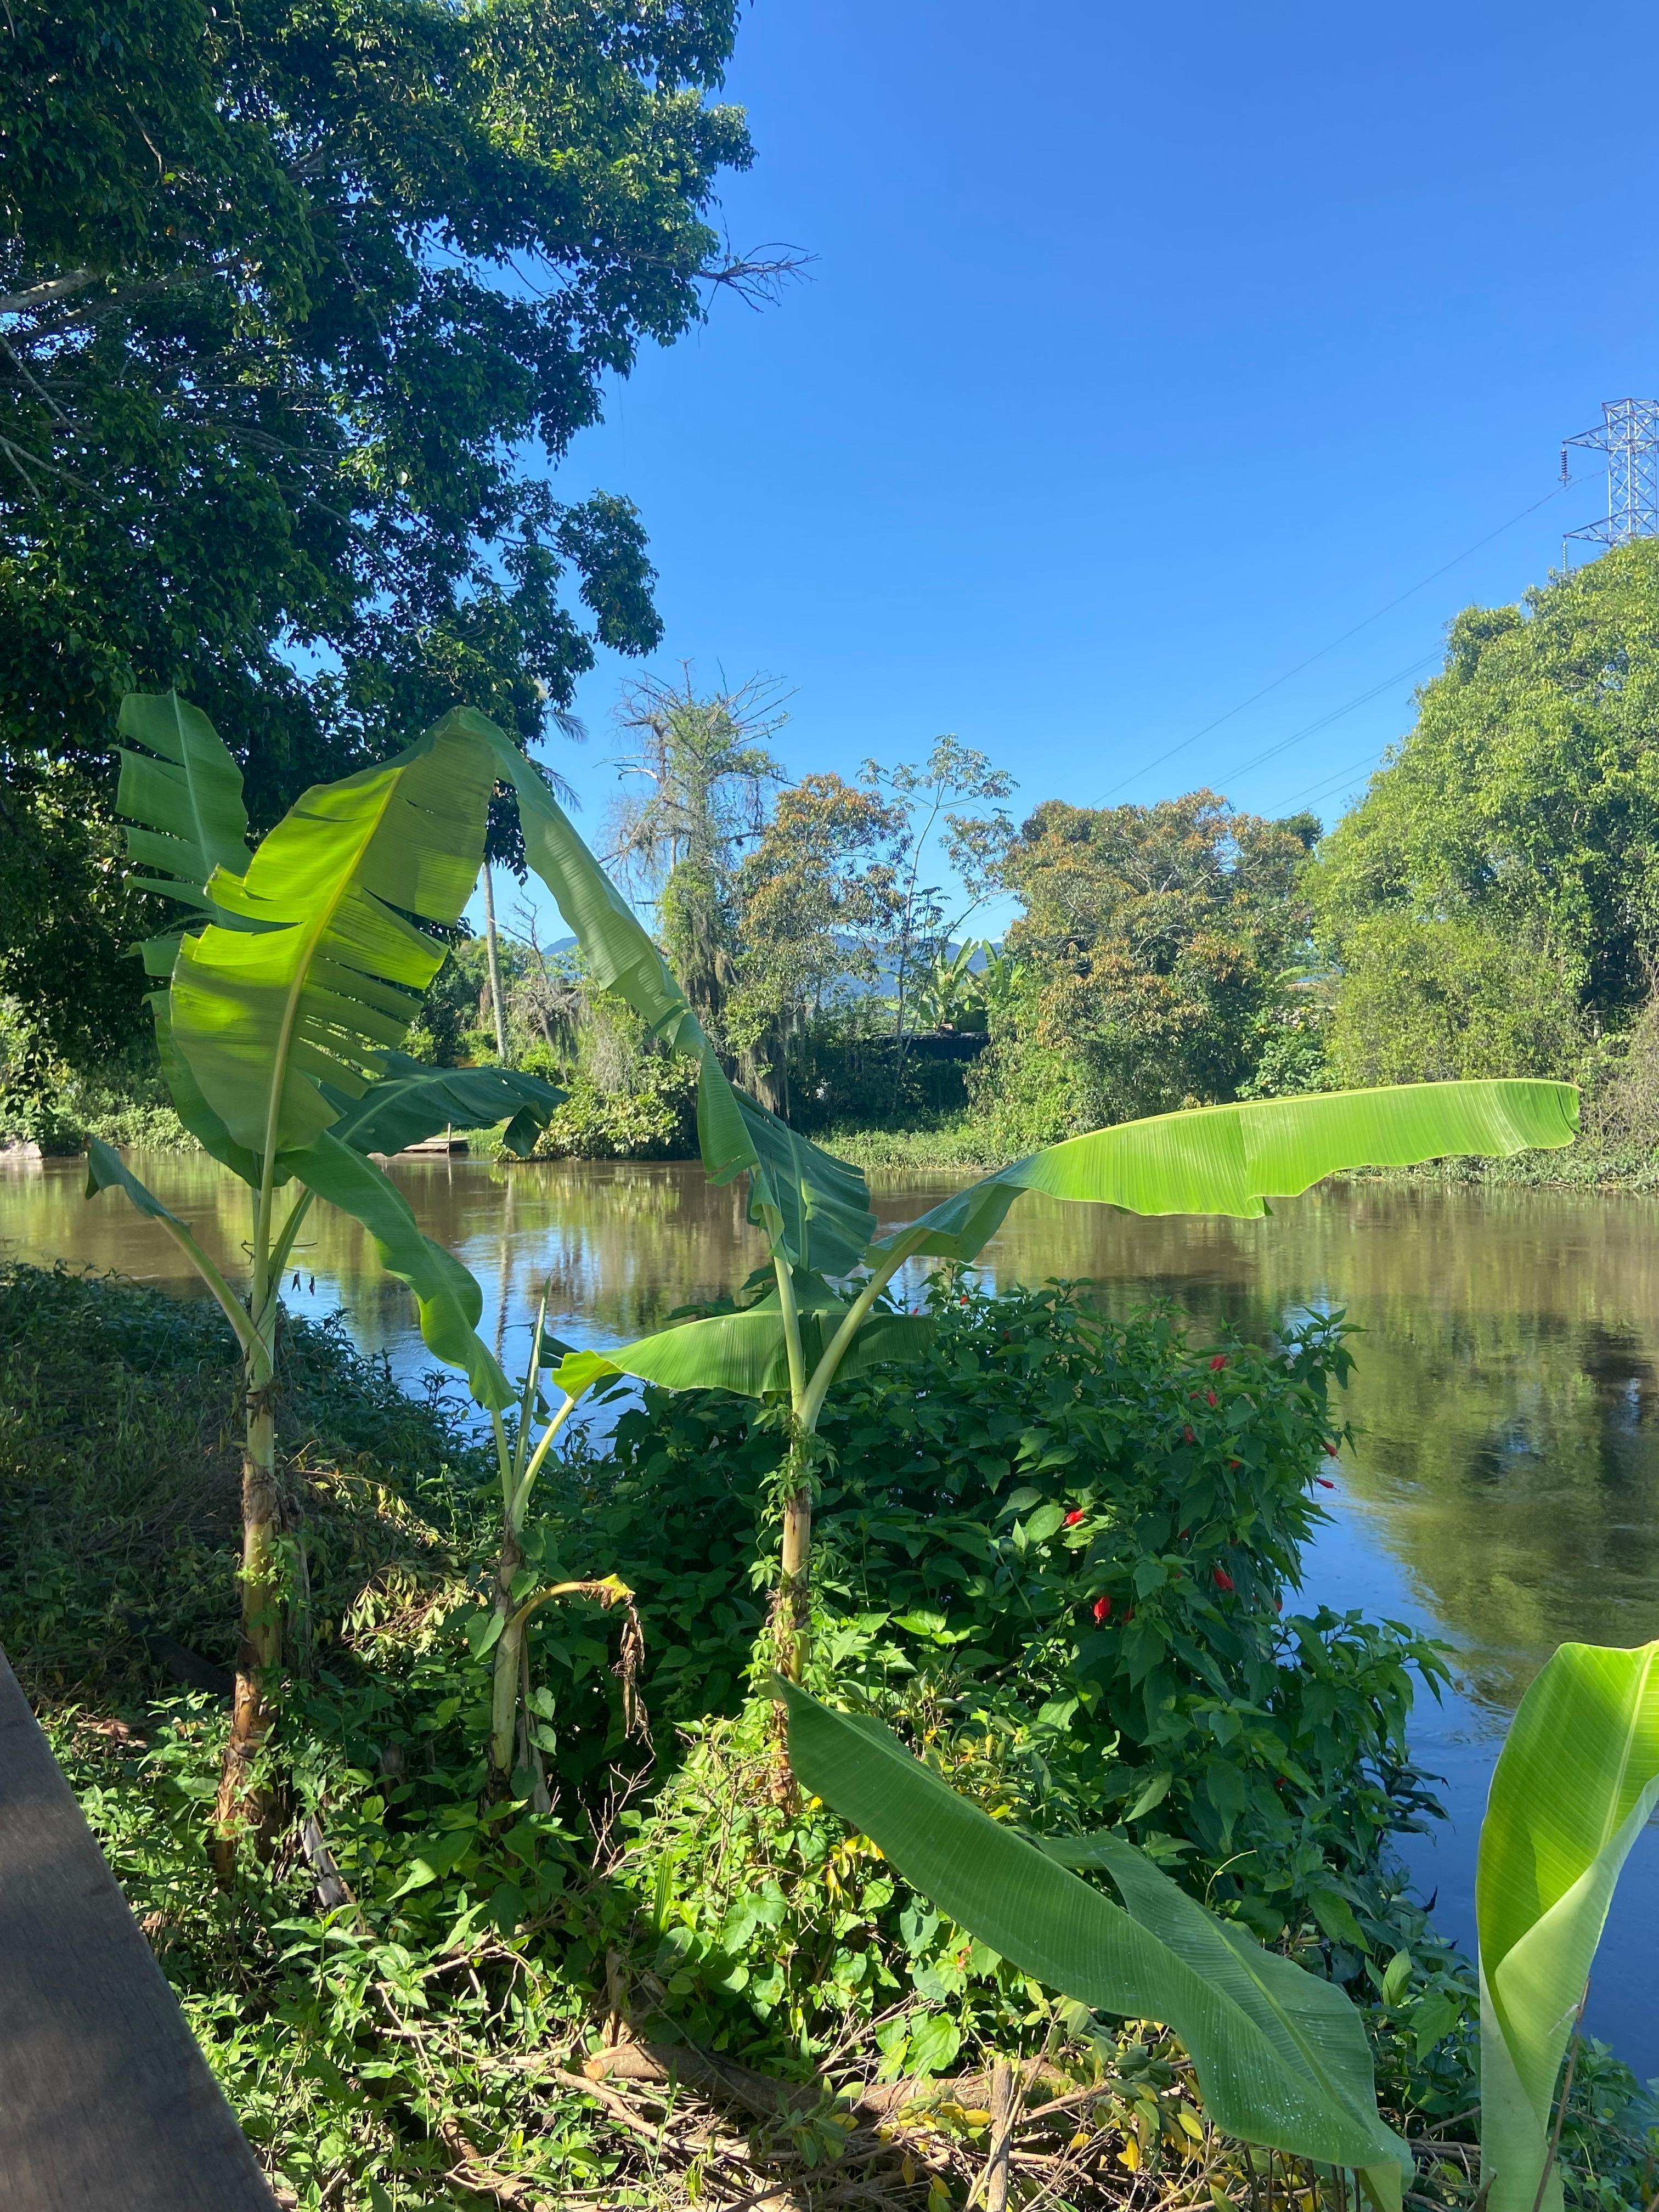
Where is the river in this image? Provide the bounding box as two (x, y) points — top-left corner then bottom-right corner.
(4, 1151), (1657, 2069)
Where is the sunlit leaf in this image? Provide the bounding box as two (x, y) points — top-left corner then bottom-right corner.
(1476, 1639), (1659, 2212)
(872, 1082), (1580, 1263)
(549, 1306), (934, 1402)
(170, 711), (496, 1154)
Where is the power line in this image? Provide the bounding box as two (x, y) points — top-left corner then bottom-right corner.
(1279, 746), (1392, 810)
(1203, 648), (1441, 794)
(1096, 474), (1583, 803)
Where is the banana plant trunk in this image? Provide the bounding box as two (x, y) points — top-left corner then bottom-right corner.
(774, 1427), (814, 1684)
(215, 1310), (283, 1867)
(488, 1523), (524, 1789)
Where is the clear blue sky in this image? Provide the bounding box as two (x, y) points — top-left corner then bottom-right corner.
(489, 0), (1659, 940)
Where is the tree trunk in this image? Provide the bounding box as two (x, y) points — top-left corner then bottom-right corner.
(482, 861), (509, 1062)
(215, 1351), (281, 1871)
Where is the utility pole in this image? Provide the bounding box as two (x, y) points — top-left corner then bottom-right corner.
(1563, 399), (1659, 563)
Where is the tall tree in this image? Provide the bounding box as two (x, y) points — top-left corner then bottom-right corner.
(1311, 541), (1659, 1050)
(607, 670), (785, 1030)
(729, 771), (906, 1106)
(999, 791), (1318, 1130)
(1, 0), (786, 1080)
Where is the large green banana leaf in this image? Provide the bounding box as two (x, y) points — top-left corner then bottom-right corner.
(291, 1133), (513, 1409)
(116, 692), (255, 975)
(150, 997), (264, 1186)
(462, 710), (874, 1273)
(782, 1683), (1409, 2198)
(548, 1305), (934, 1403)
(871, 1081), (1581, 1263)
(319, 1054), (565, 1159)
(1476, 1639), (1659, 2212)
(170, 715), (498, 1155)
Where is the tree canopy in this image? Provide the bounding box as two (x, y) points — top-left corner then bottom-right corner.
(1, 0), (764, 1079)
(997, 791), (1318, 1132)
(1311, 541), (1659, 1059)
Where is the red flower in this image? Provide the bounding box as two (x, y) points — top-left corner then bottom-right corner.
(1213, 1566), (1235, 1592)
(1324, 1441), (1340, 1457)
(1210, 1355), (1228, 1370)
(1092, 1594), (1112, 1622)
(1274, 1596), (1283, 1612)
(1206, 1390), (1217, 1407)
(1064, 1508), (1086, 1526)
(1316, 1476), (1335, 1489)
(1183, 1425), (1195, 1443)
(1228, 1458), (1241, 1469)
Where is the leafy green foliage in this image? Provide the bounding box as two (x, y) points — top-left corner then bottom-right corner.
(1328, 915), (1583, 1090)
(781, 1683), (1411, 2191)
(7, 1260), (1658, 2207)
(1476, 1640), (1659, 2212)
(997, 793), (1321, 1135)
(2, 0), (755, 1069)
(1312, 543), (1659, 1047)
(551, 1285), (1451, 1948)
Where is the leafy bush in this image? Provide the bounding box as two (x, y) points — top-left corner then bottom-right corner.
(545, 1283), (1446, 1950)
(529, 1052), (699, 1159)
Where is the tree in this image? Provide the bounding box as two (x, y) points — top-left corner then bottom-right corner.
(997, 791), (1318, 1132)
(728, 772), (906, 1109)
(2, 0), (783, 1079)
(607, 671), (786, 1030)
(859, 737), (1014, 1062)
(1311, 541), (1659, 1053)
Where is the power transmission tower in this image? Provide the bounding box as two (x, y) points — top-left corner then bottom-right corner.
(1562, 399), (1659, 562)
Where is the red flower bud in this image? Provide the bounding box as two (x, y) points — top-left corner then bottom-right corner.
(1228, 1458), (1241, 1469)
(1210, 1355), (1228, 1370)
(1206, 1390), (1217, 1406)
(1324, 1441), (1339, 1457)
(1316, 1476), (1335, 1489)
(1274, 1596), (1283, 1611)
(1213, 1566), (1235, 1592)
(1183, 1425), (1195, 1443)
(1064, 1508), (1086, 1526)
(1092, 1594), (1112, 1622)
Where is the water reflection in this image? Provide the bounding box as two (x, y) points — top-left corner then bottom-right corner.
(5, 1155), (1658, 2063)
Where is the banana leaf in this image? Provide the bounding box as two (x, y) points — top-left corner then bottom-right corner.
(170, 713), (498, 1154)
(782, 1683), (1409, 2198)
(1476, 1639), (1659, 2212)
(466, 712), (874, 1272)
(319, 1054), (565, 1159)
(291, 1132), (512, 1409)
(871, 1081), (1581, 1263)
(116, 692), (255, 975)
(548, 1305), (934, 1402)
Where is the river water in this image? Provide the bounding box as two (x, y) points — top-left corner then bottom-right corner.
(4, 1152), (1657, 2069)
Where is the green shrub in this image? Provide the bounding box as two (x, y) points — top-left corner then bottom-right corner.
(530, 1053), (699, 1159)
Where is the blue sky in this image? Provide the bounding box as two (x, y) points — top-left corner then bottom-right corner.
(487, 0), (1659, 940)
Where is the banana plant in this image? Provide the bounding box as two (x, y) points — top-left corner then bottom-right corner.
(87, 693), (566, 1846)
(782, 1680), (1413, 2209)
(447, 712), (1584, 1683)
(1476, 1638), (1659, 2212)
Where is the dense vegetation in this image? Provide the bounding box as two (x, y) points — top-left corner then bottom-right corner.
(25, 543), (1659, 1181)
(8, 1259), (1652, 2207)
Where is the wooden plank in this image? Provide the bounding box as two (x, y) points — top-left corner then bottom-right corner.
(0, 1646), (277, 2211)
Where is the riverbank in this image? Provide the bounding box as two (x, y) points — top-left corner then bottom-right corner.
(4, 1257), (1657, 2208)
